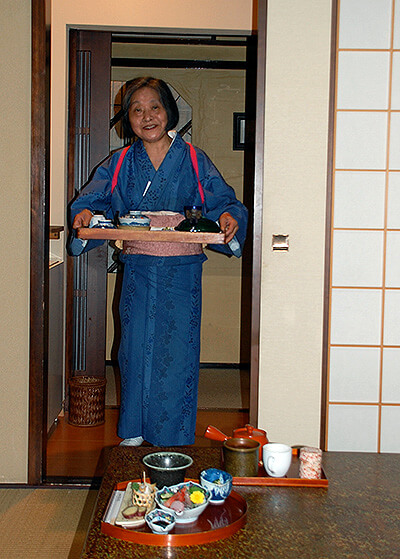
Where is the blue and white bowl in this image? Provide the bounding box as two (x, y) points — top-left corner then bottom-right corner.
(89, 215), (115, 228)
(200, 468), (233, 505)
(155, 481), (210, 524)
(145, 508), (176, 534)
(118, 214), (150, 229)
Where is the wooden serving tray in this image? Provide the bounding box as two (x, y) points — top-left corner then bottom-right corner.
(77, 227), (226, 244)
(231, 448), (328, 488)
(101, 479), (247, 547)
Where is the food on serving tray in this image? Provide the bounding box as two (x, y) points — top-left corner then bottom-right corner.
(118, 473), (157, 526)
(155, 481), (211, 524)
(199, 468), (233, 504)
(131, 475), (157, 509)
(145, 508), (177, 534)
(158, 483), (207, 511)
(121, 505), (147, 519)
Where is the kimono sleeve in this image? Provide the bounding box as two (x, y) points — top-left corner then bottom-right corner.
(67, 156), (115, 256)
(69, 157), (115, 218)
(195, 149), (248, 257)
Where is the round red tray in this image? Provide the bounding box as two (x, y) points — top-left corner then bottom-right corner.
(101, 479), (247, 547)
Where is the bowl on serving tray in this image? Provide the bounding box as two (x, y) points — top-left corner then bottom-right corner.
(142, 451), (193, 488)
(155, 481), (211, 524)
(145, 508), (176, 534)
(200, 468), (233, 505)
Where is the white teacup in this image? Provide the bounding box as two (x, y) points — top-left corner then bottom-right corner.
(262, 443), (292, 477)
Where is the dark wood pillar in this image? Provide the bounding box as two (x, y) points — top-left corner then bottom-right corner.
(66, 31), (111, 385)
(29, 0), (49, 485)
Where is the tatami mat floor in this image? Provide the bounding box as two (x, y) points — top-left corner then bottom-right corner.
(0, 487), (97, 559)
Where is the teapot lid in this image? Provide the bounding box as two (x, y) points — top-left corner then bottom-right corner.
(234, 424), (267, 437)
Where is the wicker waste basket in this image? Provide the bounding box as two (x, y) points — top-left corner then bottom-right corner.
(68, 376), (107, 427)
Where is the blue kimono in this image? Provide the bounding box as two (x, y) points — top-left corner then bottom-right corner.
(70, 132), (248, 446)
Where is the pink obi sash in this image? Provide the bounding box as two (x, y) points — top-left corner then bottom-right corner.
(122, 212), (203, 257)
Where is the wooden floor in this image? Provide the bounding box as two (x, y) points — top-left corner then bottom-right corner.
(46, 408), (249, 480)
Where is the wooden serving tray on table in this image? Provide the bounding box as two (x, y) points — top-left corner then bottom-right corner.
(77, 227), (226, 244)
(101, 479), (247, 546)
(231, 448), (328, 488)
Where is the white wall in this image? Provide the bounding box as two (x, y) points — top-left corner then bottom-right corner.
(0, 0), (31, 482)
(258, 0), (332, 447)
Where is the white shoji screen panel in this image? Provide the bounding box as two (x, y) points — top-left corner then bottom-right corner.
(328, 0), (400, 453)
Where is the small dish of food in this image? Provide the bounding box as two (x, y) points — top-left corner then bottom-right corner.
(115, 474), (157, 528)
(155, 481), (210, 524)
(200, 468), (233, 505)
(145, 508), (176, 534)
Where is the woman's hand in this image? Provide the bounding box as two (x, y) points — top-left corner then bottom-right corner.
(72, 209), (93, 229)
(219, 212), (238, 244)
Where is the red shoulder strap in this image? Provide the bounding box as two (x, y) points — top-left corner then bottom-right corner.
(111, 143), (205, 205)
(111, 146), (130, 193)
(187, 142), (205, 204)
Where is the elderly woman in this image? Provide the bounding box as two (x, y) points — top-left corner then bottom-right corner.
(70, 77), (248, 447)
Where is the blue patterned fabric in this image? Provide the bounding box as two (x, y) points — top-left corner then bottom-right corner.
(118, 253), (206, 445)
(69, 133), (248, 445)
(70, 133), (248, 256)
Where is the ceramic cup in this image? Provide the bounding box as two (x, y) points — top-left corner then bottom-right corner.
(222, 438), (260, 477)
(262, 443), (292, 477)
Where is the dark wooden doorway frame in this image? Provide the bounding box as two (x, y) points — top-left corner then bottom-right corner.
(249, 0), (266, 427)
(29, 0), (49, 485)
(29, 1), (267, 485)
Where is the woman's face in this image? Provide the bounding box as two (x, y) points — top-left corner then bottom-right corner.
(128, 86), (169, 145)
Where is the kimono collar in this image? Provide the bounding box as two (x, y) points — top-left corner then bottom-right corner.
(167, 129), (178, 145)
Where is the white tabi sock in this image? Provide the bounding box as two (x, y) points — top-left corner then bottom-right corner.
(119, 436), (144, 447)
